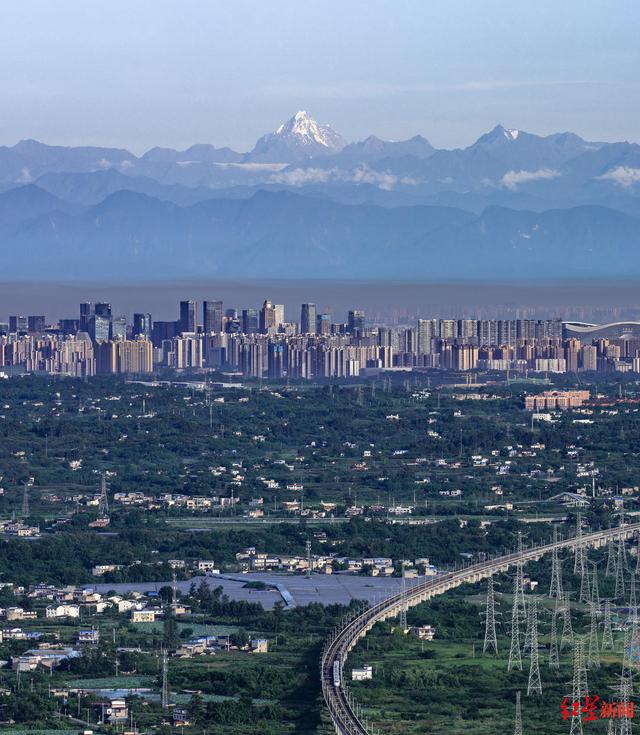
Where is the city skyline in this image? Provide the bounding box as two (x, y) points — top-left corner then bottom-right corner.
(3, 296), (640, 379)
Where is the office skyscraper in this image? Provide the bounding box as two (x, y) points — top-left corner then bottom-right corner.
(260, 300), (277, 334)
(242, 309), (259, 334)
(179, 300), (197, 333)
(348, 310), (365, 334)
(28, 315), (46, 333)
(317, 313), (331, 335)
(133, 313), (152, 338)
(203, 300), (223, 334)
(9, 316), (28, 334)
(301, 303), (317, 334)
(80, 302), (112, 338)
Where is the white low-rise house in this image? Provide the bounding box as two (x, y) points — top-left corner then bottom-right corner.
(412, 625), (436, 640)
(92, 564), (123, 576)
(196, 560), (217, 573)
(45, 604), (80, 619)
(352, 665), (373, 681)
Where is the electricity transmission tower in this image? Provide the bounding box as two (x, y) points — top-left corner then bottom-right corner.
(549, 526), (563, 599)
(615, 542), (626, 600)
(513, 691), (523, 735)
(399, 574), (407, 631)
(560, 592), (574, 651)
(508, 584), (523, 671)
(508, 555), (526, 671)
(602, 599), (614, 650)
(579, 549), (590, 603)
(573, 513), (585, 575)
(589, 561), (600, 612)
(586, 603), (600, 670)
(549, 604), (560, 670)
(483, 575), (499, 654)
(568, 639), (588, 735)
(526, 599), (542, 696)
(605, 536), (616, 577)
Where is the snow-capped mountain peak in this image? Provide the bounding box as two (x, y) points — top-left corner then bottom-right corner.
(275, 110), (345, 149)
(246, 111), (346, 163)
(505, 128), (519, 140)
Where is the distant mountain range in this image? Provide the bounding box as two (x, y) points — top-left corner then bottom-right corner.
(1, 111), (640, 280)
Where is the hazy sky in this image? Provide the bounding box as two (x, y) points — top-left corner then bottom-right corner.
(2, 0), (639, 153)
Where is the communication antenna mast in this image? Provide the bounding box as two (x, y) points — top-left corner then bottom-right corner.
(21, 483), (29, 519)
(98, 472), (109, 517)
(161, 647), (169, 708)
(306, 539), (312, 579)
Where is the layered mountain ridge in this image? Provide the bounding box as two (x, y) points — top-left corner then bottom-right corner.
(1, 111), (639, 280)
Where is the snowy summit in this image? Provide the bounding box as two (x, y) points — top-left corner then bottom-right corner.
(246, 110), (346, 163)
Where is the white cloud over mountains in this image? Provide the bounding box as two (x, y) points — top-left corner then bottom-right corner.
(271, 165), (418, 191)
(596, 166), (640, 188)
(500, 168), (560, 190)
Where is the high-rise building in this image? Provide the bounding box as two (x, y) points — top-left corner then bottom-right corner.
(317, 313), (331, 335)
(580, 344), (597, 372)
(151, 320), (178, 348)
(242, 309), (259, 334)
(348, 310), (365, 334)
(300, 303), (317, 334)
(27, 315), (46, 333)
(112, 317), (127, 340)
(80, 303), (112, 339)
(59, 319), (80, 335)
(203, 300), (223, 334)
(89, 315), (111, 342)
(179, 300), (197, 334)
(274, 304), (285, 329)
(417, 319), (437, 354)
(133, 313), (152, 338)
(9, 316), (28, 334)
(260, 300), (277, 334)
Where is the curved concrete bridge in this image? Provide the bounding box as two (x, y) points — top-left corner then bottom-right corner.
(321, 522), (640, 734)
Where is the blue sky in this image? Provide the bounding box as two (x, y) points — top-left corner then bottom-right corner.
(1, 0), (639, 152)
